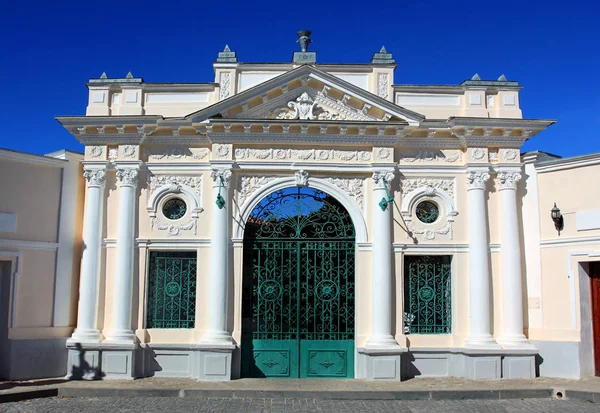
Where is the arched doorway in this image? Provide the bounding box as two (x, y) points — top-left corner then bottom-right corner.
(241, 187), (355, 378)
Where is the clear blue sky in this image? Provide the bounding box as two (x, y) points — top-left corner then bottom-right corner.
(1, 0), (597, 158)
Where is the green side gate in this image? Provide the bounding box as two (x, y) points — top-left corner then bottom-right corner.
(241, 187), (355, 378)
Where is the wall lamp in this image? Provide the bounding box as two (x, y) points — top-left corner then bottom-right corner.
(551, 203), (564, 235)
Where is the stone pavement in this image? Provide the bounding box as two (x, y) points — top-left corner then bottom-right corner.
(1, 397), (599, 412)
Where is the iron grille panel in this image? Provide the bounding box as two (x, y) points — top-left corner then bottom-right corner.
(146, 251), (197, 329)
(403, 255), (452, 334)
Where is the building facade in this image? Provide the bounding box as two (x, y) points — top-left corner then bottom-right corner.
(3, 34), (599, 381)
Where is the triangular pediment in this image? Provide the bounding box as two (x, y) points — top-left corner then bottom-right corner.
(185, 65), (424, 126)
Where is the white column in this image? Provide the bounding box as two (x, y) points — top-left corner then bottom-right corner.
(464, 170), (499, 348)
(68, 167), (106, 343)
(496, 171), (533, 348)
(105, 167), (139, 343)
(366, 171), (399, 348)
(202, 168), (233, 345)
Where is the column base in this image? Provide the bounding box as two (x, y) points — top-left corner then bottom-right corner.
(103, 329), (138, 344)
(201, 330), (233, 345)
(66, 342), (138, 380)
(67, 329), (102, 344)
(357, 347), (407, 381)
(497, 334), (536, 350)
(464, 335), (501, 349)
(365, 335), (400, 349)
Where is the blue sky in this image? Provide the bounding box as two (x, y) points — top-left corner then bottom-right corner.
(1, 0), (597, 158)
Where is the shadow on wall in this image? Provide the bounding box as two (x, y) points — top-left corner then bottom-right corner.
(69, 343), (105, 380)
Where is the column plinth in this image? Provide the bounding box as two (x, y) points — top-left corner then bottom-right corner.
(464, 170), (500, 349)
(202, 168), (233, 345)
(366, 171), (400, 349)
(496, 171), (534, 349)
(68, 167), (107, 344)
(105, 167), (139, 343)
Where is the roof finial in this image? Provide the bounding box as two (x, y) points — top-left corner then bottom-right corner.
(126, 71), (134, 79)
(498, 74), (507, 81)
(296, 30), (312, 52)
(100, 72), (107, 79)
(216, 44), (237, 63)
(471, 73), (481, 81)
(223, 44), (231, 52)
(380, 45), (387, 53)
(371, 46), (395, 65)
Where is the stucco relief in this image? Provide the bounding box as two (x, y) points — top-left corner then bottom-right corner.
(324, 177), (365, 210)
(151, 218), (197, 236)
(374, 147), (392, 161)
(400, 178), (455, 199)
(83, 169), (106, 187)
(496, 171), (521, 190)
(407, 221), (453, 240)
(398, 149), (462, 163)
(219, 72), (231, 100)
(88, 146), (104, 159)
(234, 148), (371, 162)
(377, 73), (389, 99)
(116, 168), (139, 187)
(488, 149), (499, 163)
(466, 171), (490, 190)
(215, 144), (230, 158)
(120, 145), (136, 159)
(108, 147), (118, 160)
(236, 176), (278, 207)
(295, 170), (309, 186)
(472, 148), (486, 161)
(502, 149), (520, 162)
(148, 175), (202, 198)
(144, 147), (210, 161)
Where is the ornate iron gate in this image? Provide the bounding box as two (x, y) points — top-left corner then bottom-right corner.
(242, 187), (355, 378)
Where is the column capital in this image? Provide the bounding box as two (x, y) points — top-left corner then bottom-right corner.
(116, 167), (139, 188)
(495, 171), (521, 190)
(210, 168), (232, 188)
(83, 169), (106, 188)
(372, 171), (395, 191)
(466, 170), (490, 190)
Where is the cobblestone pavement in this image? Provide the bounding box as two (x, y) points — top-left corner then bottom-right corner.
(0, 397), (598, 413)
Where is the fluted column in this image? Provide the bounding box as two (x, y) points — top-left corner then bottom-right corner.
(496, 170), (532, 348)
(105, 166), (139, 343)
(202, 168), (233, 345)
(69, 166), (106, 343)
(464, 170), (499, 348)
(366, 171), (399, 348)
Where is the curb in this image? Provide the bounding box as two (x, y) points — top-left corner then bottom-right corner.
(0, 388), (58, 403)
(565, 390), (600, 402)
(54, 387), (556, 401)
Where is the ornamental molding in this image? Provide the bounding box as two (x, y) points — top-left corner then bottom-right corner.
(377, 73), (389, 99)
(116, 168), (139, 187)
(215, 144), (230, 158)
(120, 145), (136, 158)
(234, 147), (371, 162)
(146, 175), (204, 222)
(83, 169), (106, 187)
(503, 148), (519, 162)
(324, 177), (365, 211)
(374, 147), (392, 161)
(88, 146), (104, 158)
(466, 171), (490, 190)
(219, 72), (231, 100)
(148, 175), (203, 198)
(372, 171), (395, 190)
(295, 170), (309, 186)
(211, 168), (232, 188)
(406, 221), (453, 241)
(151, 217), (197, 237)
(145, 147), (210, 161)
(472, 148), (486, 161)
(236, 176), (279, 207)
(400, 178), (455, 200)
(496, 171), (521, 190)
(398, 149), (462, 163)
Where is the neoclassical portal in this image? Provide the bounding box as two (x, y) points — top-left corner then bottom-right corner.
(57, 36), (554, 380)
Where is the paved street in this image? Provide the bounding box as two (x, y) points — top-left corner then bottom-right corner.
(0, 397), (598, 413)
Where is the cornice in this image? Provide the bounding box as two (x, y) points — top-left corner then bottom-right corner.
(536, 152), (600, 173)
(448, 117), (556, 130)
(207, 132), (399, 145)
(0, 148), (67, 168)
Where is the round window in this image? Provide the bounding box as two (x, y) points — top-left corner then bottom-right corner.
(162, 198), (187, 220)
(415, 201), (439, 224)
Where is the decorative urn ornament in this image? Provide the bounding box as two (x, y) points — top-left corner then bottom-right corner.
(296, 30), (312, 52)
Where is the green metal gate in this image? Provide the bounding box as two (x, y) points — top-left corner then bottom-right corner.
(241, 187), (355, 378)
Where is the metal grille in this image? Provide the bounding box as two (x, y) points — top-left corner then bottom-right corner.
(242, 187), (355, 341)
(146, 251), (197, 329)
(403, 255), (452, 334)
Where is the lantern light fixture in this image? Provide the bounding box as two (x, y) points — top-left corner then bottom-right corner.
(551, 203), (563, 235)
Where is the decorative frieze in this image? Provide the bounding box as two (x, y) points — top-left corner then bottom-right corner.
(87, 146), (104, 159)
(466, 171), (490, 190)
(83, 169), (106, 187)
(234, 148), (371, 162)
(400, 178), (455, 199)
(398, 149), (462, 163)
(407, 221), (453, 241)
(120, 145), (136, 159)
(496, 171), (521, 190)
(502, 148), (520, 162)
(151, 218), (197, 236)
(324, 177), (365, 210)
(145, 147), (210, 161)
(471, 148), (486, 162)
(237, 176), (278, 207)
(148, 175), (203, 198)
(374, 147), (393, 162)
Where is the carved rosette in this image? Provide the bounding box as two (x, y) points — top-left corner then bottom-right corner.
(372, 171), (395, 191)
(83, 169), (106, 188)
(116, 168), (139, 187)
(466, 171), (490, 190)
(211, 169), (232, 188)
(295, 170), (309, 186)
(496, 171), (521, 190)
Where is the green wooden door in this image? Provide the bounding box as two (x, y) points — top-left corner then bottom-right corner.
(241, 188), (355, 378)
